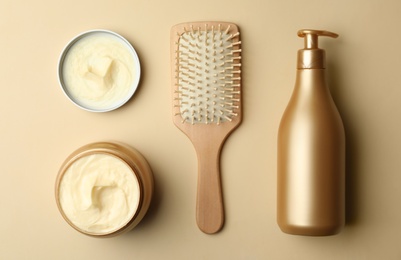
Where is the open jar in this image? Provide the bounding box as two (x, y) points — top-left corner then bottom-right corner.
(58, 30), (141, 112)
(55, 142), (153, 237)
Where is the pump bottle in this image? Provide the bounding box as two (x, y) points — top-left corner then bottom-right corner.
(277, 29), (345, 236)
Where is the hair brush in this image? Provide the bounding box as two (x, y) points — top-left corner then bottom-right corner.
(171, 22), (242, 234)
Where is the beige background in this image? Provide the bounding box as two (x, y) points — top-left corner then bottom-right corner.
(1, 0), (400, 259)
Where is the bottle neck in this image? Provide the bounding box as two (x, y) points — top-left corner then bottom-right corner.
(294, 69), (330, 95)
(297, 49), (326, 69)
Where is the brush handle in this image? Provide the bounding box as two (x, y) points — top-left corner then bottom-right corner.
(195, 140), (224, 234)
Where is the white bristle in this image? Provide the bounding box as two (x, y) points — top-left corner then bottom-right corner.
(175, 24), (241, 125)
(224, 25), (231, 35)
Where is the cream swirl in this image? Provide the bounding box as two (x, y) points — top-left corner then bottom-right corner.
(58, 153), (140, 234)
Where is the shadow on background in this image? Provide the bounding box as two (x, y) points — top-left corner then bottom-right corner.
(326, 40), (360, 226)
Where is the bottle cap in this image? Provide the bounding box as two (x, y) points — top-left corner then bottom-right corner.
(297, 29), (338, 69)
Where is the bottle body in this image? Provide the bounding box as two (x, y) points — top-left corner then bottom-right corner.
(277, 69), (345, 236)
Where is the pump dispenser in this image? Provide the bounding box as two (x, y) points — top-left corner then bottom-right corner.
(277, 29), (345, 236)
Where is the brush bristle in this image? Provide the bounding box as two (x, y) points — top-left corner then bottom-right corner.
(174, 24), (241, 125)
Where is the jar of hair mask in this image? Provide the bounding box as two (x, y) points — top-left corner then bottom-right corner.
(58, 30), (141, 112)
(55, 142), (153, 237)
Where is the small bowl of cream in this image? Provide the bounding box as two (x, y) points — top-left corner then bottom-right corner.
(55, 142), (153, 237)
(58, 30), (141, 112)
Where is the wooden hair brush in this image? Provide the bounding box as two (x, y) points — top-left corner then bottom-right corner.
(171, 22), (242, 234)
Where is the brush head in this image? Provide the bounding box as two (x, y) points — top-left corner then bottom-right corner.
(172, 22), (242, 126)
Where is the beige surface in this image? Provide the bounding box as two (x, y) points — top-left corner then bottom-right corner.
(1, 0), (400, 259)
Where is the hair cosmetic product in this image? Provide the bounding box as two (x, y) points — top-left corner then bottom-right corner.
(277, 29), (345, 236)
(58, 30), (141, 112)
(55, 142), (153, 237)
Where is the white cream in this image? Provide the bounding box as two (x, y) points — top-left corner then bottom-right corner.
(61, 31), (138, 111)
(58, 153), (140, 234)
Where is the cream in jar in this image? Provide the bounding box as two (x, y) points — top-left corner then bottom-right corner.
(58, 30), (141, 112)
(58, 153), (140, 234)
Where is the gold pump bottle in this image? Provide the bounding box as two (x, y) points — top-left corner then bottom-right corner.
(277, 29), (345, 236)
